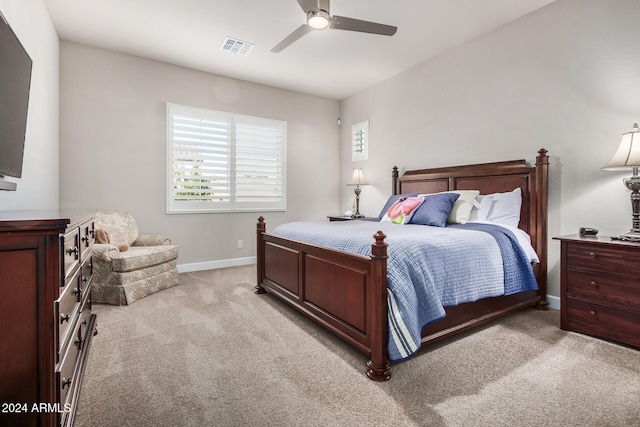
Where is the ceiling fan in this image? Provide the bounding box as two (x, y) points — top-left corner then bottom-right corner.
(272, 0), (397, 52)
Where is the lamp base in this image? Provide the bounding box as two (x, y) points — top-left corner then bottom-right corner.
(611, 231), (640, 242)
(350, 213), (365, 219)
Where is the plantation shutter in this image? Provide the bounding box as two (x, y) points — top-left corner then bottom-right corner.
(167, 104), (286, 213)
(234, 116), (285, 210)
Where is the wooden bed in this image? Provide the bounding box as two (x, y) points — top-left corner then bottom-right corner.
(255, 149), (549, 381)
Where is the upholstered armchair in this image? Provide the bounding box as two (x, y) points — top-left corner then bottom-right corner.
(92, 210), (179, 305)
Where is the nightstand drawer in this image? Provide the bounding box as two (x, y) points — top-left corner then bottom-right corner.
(566, 242), (640, 275)
(565, 297), (640, 348)
(566, 269), (640, 310)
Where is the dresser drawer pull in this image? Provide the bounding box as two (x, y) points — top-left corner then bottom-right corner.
(589, 252), (596, 258)
(60, 313), (70, 324)
(590, 280), (598, 288)
(589, 310), (597, 316)
(66, 246), (79, 257)
(61, 378), (72, 389)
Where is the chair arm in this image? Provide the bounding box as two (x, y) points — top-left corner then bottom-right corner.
(133, 234), (172, 246)
(92, 243), (121, 261)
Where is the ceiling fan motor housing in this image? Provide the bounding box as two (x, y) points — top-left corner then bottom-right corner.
(316, 0), (330, 13)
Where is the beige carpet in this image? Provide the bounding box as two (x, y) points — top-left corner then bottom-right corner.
(75, 266), (640, 427)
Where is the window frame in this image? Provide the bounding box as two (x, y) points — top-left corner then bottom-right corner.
(166, 103), (287, 214)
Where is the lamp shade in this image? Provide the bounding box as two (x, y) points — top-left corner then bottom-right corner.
(602, 123), (640, 170)
(347, 168), (368, 186)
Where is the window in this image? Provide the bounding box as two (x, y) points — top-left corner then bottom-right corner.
(166, 103), (286, 213)
(351, 120), (369, 162)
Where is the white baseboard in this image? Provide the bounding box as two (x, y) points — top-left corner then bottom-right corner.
(546, 294), (560, 310)
(177, 256), (256, 273)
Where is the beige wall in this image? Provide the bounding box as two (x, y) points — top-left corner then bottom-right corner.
(0, 0), (59, 209)
(59, 41), (340, 268)
(339, 0), (640, 303)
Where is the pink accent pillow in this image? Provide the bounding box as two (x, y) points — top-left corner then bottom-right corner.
(380, 196), (424, 224)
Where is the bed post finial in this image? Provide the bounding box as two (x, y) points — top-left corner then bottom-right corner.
(537, 148), (548, 164)
(256, 217), (266, 294)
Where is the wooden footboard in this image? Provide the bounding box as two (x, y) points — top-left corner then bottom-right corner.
(256, 149), (549, 381)
(256, 217), (391, 381)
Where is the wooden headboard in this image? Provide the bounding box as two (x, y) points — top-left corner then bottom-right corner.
(392, 149), (549, 301)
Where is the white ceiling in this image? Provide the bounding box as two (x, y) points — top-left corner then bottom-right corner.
(43, 0), (556, 100)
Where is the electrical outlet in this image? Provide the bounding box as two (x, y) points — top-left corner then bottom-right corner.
(237, 239), (243, 249)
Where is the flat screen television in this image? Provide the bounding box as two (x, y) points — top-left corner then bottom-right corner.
(0, 12), (32, 191)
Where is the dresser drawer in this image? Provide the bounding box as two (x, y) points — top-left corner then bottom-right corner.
(56, 332), (82, 410)
(78, 307), (93, 350)
(566, 242), (640, 275)
(79, 219), (94, 260)
(79, 257), (93, 300)
(565, 297), (640, 348)
(566, 269), (640, 310)
(55, 273), (81, 356)
(62, 227), (81, 279)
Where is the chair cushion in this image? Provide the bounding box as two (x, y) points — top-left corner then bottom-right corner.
(95, 210), (139, 246)
(111, 245), (179, 273)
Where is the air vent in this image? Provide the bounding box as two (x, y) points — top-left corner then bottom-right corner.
(220, 37), (254, 56)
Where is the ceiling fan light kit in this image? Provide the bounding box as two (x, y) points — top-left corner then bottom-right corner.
(271, 0), (397, 52)
(307, 10), (330, 29)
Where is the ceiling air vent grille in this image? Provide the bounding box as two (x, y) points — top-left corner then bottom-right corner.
(220, 37), (254, 56)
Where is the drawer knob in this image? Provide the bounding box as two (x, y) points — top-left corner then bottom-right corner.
(589, 310), (597, 316)
(589, 252), (596, 258)
(61, 378), (72, 389)
(60, 313), (70, 324)
(66, 246), (79, 256)
(590, 281), (598, 288)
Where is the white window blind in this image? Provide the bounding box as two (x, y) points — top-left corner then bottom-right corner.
(166, 104), (286, 213)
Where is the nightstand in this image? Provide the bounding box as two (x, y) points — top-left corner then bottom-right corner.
(327, 215), (358, 221)
(554, 234), (640, 348)
(327, 215), (375, 221)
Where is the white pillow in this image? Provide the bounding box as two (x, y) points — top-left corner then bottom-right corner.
(468, 195), (490, 222)
(470, 188), (522, 228)
(419, 190), (480, 224)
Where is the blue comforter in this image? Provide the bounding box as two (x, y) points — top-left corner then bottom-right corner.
(271, 220), (538, 361)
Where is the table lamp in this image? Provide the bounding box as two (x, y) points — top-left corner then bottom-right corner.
(347, 168), (368, 219)
(602, 123), (640, 241)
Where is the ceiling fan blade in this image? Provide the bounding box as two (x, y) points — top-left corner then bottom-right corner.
(271, 24), (314, 52)
(297, 0), (319, 14)
(330, 15), (397, 36)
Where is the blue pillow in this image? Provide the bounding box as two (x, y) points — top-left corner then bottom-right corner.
(409, 193), (460, 227)
(377, 193), (419, 220)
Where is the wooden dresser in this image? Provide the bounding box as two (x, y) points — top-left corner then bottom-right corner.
(0, 210), (97, 427)
(555, 234), (640, 349)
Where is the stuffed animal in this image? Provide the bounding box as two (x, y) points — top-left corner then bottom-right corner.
(95, 228), (129, 252)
